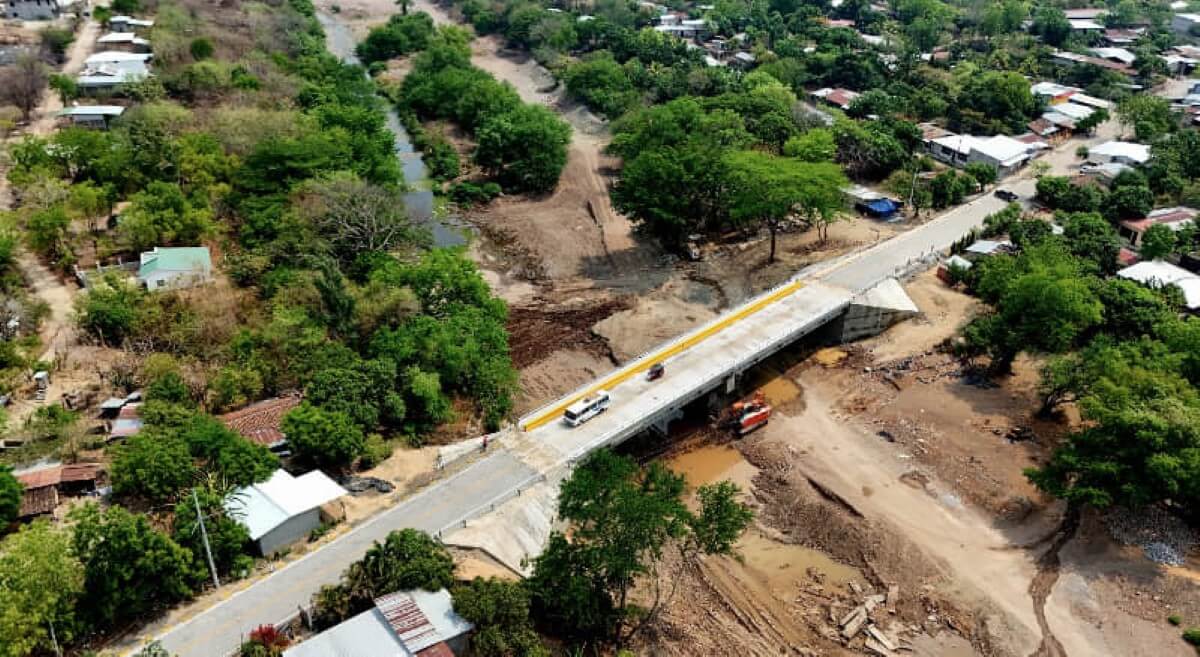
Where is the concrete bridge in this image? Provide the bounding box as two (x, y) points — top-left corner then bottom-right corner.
(153, 180), (1034, 657)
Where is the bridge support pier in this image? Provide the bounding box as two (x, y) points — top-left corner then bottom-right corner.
(650, 409), (684, 436)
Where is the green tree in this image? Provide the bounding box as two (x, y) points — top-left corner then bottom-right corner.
(1140, 223), (1177, 260)
(281, 402), (365, 469)
(474, 104), (571, 193)
(70, 504), (196, 628)
(0, 466), (19, 524)
(452, 578), (548, 657)
(48, 73), (78, 104)
(962, 243), (1103, 371)
(189, 37), (215, 61)
(964, 162), (998, 192)
(783, 128), (836, 162)
(173, 483), (252, 582)
(1074, 107), (1108, 135)
(110, 432), (196, 503)
(1062, 211), (1121, 274)
(1107, 184), (1153, 220)
(1116, 95), (1175, 142)
(724, 150), (848, 262)
(527, 449), (752, 644)
(1027, 365), (1200, 509)
(563, 53), (636, 119)
(313, 528), (454, 628)
(959, 70), (1037, 133)
(118, 181), (213, 253)
(1031, 6), (1071, 47)
(0, 520), (84, 657)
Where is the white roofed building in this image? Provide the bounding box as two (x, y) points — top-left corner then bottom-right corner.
(1088, 140), (1151, 166)
(56, 105), (124, 129)
(98, 32), (152, 52)
(1118, 261), (1200, 310)
(226, 469), (347, 556)
(925, 133), (1044, 177)
(284, 589), (473, 657)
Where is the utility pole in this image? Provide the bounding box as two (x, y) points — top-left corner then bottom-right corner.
(193, 488), (221, 590)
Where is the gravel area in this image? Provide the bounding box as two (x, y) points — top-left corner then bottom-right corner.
(1105, 506), (1197, 566)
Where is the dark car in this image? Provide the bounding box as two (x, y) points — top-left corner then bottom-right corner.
(994, 189), (1019, 202)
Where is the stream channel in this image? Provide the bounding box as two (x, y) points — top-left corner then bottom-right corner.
(317, 11), (471, 247)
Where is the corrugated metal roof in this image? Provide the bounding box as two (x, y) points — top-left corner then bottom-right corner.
(19, 487), (58, 518)
(226, 469), (346, 541)
(16, 463), (100, 489)
(376, 592), (439, 652)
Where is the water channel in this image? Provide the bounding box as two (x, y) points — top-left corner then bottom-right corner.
(316, 11), (470, 247)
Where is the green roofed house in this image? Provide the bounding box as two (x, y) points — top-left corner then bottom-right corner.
(137, 246), (213, 291)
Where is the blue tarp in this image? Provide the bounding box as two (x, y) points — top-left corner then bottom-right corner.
(859, 198), (900, 217)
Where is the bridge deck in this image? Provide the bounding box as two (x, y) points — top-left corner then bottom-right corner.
(525, 280), (854, 460)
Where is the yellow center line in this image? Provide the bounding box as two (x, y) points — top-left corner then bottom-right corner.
(520, 279), (807, 431)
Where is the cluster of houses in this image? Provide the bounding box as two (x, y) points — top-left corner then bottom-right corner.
(1028, 81), (1113, 141)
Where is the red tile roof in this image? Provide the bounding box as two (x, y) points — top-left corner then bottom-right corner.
(219, 394), (302, 447)
(1118, 247), (1140, 266)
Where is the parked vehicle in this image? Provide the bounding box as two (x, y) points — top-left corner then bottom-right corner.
(647, 363), (665, 381)
(563, 390), (611, 427)
(994, 189), (1019, 202)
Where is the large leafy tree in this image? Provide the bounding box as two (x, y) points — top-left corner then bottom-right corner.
(70, 504), (197, 628)
(452, 578), (548, 657)
(312, 529), (454, 629)
(1028, 363), (1200, 509)
(110, 431), (196, 503)
(1062, 211), (1122, 275)
(281, 402), (365, 469)
(963, 243), (1103, 372)
(474, 104), (571, 194)
(724, 150), (848, 262)
(1140, 223), (1177, 260)
(527, 449), (752, 644)
(0, 520), (84, 657)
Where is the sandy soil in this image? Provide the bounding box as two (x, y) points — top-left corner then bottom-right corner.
(338, 445), (439, 522)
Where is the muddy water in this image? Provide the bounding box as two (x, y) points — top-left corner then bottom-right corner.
(316, 11), (471, 247)
(666, 444), (864, 592)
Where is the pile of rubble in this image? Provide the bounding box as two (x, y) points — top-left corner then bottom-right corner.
(1106, 505), (1197, 566)
(830, 583), (908, 656)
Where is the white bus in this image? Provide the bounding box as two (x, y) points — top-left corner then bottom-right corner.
(563, 390), (611, 427)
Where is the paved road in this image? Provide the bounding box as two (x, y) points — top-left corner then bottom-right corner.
(154, 452), (537, 656)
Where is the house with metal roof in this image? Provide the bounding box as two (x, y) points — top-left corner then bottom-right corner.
(6, 0), (79, 20)
(109, 15), (155, 32)
(226, 469), (347, 556)
(1088, 140), (1151, 166)
(56, 105), (125, 129)
(1119, 207), (1198, 247)
(97, 32), (152, 52)
(925, 133), (1044, 177)
(1118, 261), (1200, 310)
(284, 588), (473, 657)
(136, 246), (212, 290)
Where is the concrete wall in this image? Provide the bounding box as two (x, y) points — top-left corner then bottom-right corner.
(257, 508), (320, 556)
(827, 278), (920, 343)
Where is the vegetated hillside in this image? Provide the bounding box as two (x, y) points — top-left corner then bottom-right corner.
(0, 0), (523, 651)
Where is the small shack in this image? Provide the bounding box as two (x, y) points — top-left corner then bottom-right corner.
(137, 246), (213, 290)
